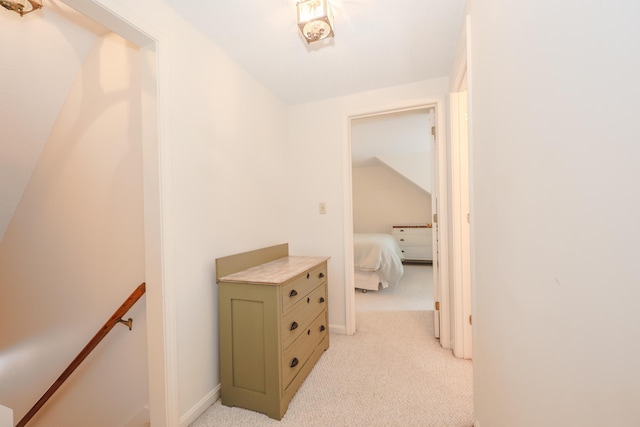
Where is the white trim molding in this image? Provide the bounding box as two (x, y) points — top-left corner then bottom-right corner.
(179, 385), (220, 427)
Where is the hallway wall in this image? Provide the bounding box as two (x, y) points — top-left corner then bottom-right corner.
(467, 1), (640, 426)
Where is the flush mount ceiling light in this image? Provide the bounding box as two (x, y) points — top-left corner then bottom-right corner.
(297, 0), (335, 44)
(1, 0), (42, 16)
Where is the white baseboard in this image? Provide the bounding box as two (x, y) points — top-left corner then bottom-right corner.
(329, 323), (346, 335)
(179, 385), (220, 427)
(178, 323), (344, 426)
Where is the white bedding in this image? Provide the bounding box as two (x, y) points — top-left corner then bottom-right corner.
(353, 233), (405, 290)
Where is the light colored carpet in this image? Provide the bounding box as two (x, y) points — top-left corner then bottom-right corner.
(355, 264), (434, 312)
(191, 265), (473, 427)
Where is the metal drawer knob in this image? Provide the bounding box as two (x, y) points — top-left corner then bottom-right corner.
(289, 289), (298, 298)
(290, 321), (298, 331)
(290, 357), (299, 368)
(319, 325), (326, 332)
(318, 272), (325, 278)
(307, 273), (310, 279)
(319, 297), (325, 303)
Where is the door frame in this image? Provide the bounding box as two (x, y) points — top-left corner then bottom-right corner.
(449, 14), (474, 359)
(343, 99), (450, 341)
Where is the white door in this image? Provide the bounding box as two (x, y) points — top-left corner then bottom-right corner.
(430, 108), (440, 338)
(459, 90), (473, 358)
(451, 89), (473, 359)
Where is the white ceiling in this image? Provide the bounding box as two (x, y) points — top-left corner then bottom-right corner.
(0, 0), (465, 241)
(161, 0), (467, 105)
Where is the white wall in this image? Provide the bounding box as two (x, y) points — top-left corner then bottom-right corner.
(288, 78), (448, 332)
(352, 165), (431, 233)
(0, 33), (148, 426)
(1, 0), (292, 424)
(467, 1), (640, 426)
(88, 1), (291, 424)
(166, 20), (290, 423)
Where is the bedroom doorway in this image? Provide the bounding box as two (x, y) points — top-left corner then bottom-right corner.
(347, 104), (447, 338)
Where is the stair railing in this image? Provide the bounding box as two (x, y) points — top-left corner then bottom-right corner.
(17, 282), (146, 427)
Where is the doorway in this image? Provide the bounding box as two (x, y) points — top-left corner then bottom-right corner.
(351, 108), (433, 313)
(343, 101), (449, 339)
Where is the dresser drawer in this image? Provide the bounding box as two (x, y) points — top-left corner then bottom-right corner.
(400, 246), (431, 260)
(281, 284), (327, 350)
(282, 310), (328, 389)
(393, 228), (429, 243)
(282, 263), (327, 312)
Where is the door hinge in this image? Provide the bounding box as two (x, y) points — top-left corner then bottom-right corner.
(433, 213), (438, 224)
(435, 301), (440, 311)
(431, 126), (436, 137)
(469, 314), (472, 325)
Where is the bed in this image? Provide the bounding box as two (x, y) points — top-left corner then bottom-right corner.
(353, 233), (405, 292)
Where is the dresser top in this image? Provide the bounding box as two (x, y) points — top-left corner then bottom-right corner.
(218, 256), (329, 285)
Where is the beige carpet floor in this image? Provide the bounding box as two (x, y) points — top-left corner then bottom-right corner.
(191, 265), (473, 427)
(355, 263), (435, 312)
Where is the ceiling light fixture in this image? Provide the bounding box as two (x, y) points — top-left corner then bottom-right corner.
(1, 0), (42, 16)
(296, 0), (335, 44)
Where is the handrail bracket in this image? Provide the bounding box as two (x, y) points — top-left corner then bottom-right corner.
(116, 317), (133, 330)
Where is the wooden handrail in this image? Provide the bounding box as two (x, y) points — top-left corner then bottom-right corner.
(17, 282), (147, 427)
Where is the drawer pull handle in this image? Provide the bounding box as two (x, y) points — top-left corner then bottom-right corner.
(289, 290), (298, 298)
(319, 297), (325, 303)
(290, 357), (299, 368)
(307, 297), (310, 304)
(290, 321), (298, 331)
(307, 273), (310, 279)
(400, 238), (405, 241)
(307, 329), (311, 335)
(318, 272), (325, 278)
(319, 325), (326, 332)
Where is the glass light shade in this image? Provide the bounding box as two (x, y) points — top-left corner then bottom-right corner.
(297, 0), (335, 44)
(0, 0), (42, 16)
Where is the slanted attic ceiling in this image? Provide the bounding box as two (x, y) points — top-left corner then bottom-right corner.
(0, 1), (108, 241)
(0, 0), (465, 241)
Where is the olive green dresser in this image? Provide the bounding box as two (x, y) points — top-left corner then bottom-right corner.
(216, 243), (330, 420)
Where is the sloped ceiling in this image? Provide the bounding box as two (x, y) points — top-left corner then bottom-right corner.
(351, 109), (432, 192)
(0, 0), (466, 241)
(0, 1), (108, 241)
